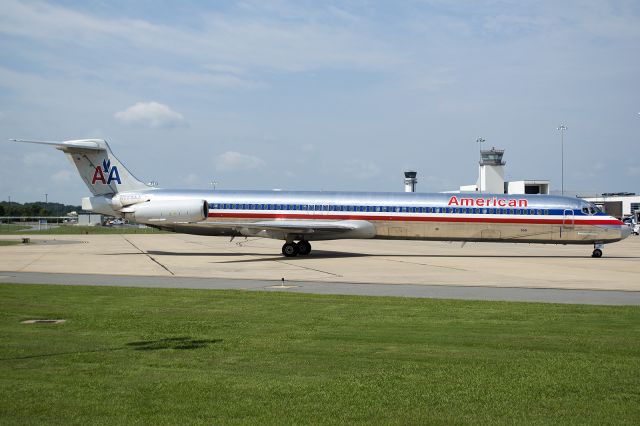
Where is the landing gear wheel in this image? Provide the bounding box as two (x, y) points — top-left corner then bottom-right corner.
(592, 248), (603, 258)
(297, 241), (312, 256)
(282, 242), (299, 257)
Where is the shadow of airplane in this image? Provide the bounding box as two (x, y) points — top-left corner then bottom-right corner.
(0, 337), (223, 361)
(145, 250), (640, 263)
(126, 337), (223, 351)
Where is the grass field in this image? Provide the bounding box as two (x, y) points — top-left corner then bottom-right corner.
(0, 224), (30, 233)
(1, 284), (638, 425)
(0, 240), (20, 246)
(0, 224), (165, 235)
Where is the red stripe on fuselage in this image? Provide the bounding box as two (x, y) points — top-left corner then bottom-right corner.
(207, 212), (623, 226)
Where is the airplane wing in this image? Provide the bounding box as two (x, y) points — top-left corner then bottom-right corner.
(199, 219), (374, 237)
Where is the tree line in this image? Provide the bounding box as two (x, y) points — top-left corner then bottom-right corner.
(0, 201), (82, 217)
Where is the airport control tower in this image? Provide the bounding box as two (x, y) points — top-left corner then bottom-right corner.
(404, 171), (417, 192)
(478, 148), (505, 193)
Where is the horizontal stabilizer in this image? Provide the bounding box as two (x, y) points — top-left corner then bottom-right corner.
(10, 139), (105, 151)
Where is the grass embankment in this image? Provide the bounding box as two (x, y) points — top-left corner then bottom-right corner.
(0, 224), (165, 235)
(0, 284), (638, 425)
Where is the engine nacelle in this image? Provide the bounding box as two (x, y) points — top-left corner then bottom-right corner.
(122, 199), (208, 224)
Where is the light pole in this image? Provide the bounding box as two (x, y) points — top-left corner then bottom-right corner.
(476, 137), (485, 193)
(557, 124), (567, 195)
(210, 180), (218, 190)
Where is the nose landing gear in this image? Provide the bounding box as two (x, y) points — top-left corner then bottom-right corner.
(591, 242), (604, 258)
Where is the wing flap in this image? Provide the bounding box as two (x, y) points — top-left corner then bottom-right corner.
(200, 219), (366, 235)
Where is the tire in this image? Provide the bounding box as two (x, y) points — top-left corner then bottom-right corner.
(592, 249), (603, 258)
(297, 241), (312, 255)
(282, 242), (298, 257)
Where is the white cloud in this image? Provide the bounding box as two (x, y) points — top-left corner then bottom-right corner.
(22, 151), (51, 166)
(51, 170), (72, 183)
(626, 166), (640, 177)
(182, 173), (199, 185)
(114, 102), (185, 128)
(215, 151), (266, 171)
(344, 159), (380, 180)
(0, 0), (402, 74)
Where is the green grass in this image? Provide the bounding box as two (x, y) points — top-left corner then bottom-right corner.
(0, 284), (638, 425)
(0, 224), (165, 235)
(0, 224), (30, 234)
(0, 240), (21, 246)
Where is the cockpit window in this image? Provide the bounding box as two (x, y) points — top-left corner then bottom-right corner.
(581, 204), (601, 215)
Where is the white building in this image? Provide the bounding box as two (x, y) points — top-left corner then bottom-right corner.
(78, 213), (103, 226)
(580, 193), (640, 218)
(459, 147), (550, 195)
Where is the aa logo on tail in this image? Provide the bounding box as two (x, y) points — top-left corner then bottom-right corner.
(92, 159), (121, 185)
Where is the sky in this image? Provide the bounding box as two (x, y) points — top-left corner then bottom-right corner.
(1, 0), (639, 205)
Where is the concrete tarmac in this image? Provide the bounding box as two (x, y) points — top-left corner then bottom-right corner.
(1, 233), (639, 304)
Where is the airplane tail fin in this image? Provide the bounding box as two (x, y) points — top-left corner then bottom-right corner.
(11, 139), (151, 196)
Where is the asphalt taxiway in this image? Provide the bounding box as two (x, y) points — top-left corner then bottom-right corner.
(1, 234), (639, 304)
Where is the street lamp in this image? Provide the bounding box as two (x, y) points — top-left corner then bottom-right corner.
(476, 137), (485, 193)
(557, 124), (567, 196)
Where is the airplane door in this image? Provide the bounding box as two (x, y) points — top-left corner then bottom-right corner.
(562, 209), (575, 229)
(560, 209), (575, 239)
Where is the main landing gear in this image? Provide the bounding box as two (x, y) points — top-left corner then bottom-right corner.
(282, 240), (312, 257)
(591, 242), (604, 258)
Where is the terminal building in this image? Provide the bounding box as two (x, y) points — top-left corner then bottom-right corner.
(579, 193), (640, 218)
(458, 147), (550, 195)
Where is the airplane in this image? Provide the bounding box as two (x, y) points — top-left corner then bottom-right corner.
(11, 138), (631, 258)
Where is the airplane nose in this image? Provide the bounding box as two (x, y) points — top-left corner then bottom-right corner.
(621, 224), (632, 239)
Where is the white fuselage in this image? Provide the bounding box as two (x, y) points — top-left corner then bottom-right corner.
(109, 189), (628, 245)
